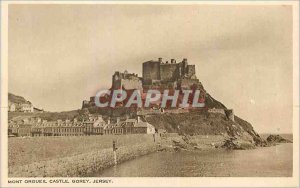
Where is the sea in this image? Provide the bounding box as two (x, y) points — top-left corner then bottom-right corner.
(95, 135), (293, 177)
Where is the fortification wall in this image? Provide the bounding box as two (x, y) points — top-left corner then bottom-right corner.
(143, 61), (160, 84)
(121, 79), (143, 90)
(225, 109), (235, 121)
(113, 79), (142, 90)
(208, 108), (226, 115)
(137, 109), (161, 116)
(8, 134), (161, 177)
(164, 108), (189, 114)
(187, 65), (196, 77)
(160, 64), (179, 82)
(180, 78), (200, 89)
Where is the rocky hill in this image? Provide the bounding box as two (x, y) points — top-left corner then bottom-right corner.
(8, 92), (266, 147)
(204, 93), (227, 109)
(146, 93), (266, 147)
(8, 93), (31, 104)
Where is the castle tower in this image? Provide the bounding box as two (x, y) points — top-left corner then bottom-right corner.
(225, 109), (235, 122)
(142, 58), (161, 85)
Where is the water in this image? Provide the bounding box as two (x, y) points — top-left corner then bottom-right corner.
(96, 143), (293, 177)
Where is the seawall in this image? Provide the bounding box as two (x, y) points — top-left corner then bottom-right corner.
(9, 133), (252, 177)
(9, 134), (160, 177)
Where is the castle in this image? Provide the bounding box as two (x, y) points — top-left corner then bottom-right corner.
(109, 58), (203, 91)
(142, 58), (202, 90)
(82, 58), (205, 110)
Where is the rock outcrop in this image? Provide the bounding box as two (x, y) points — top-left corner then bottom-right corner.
(221, 137), (256, 150)
(266, 135), (292, 144)
(146, 92), (266, 149)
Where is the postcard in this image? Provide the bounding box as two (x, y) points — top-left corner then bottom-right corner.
(0, 1), (299, 187)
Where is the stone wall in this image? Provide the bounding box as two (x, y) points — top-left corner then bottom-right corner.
(159, 63), (179, 82)
(9, 135), (160, 177)
(112, 79), (142, 90)
(225, 109), (235, 122)
(164, 108), (189, 114)
(208, 108), (226, 115)
(143, 61), (161, 85)
(121, 79), (143, 90)
(142, 59), (195, 84)
(137, 108), (162, 115)
(186, 65), (196, 77)
(179, 78), (201, 89)
(112, 71), (142, 90)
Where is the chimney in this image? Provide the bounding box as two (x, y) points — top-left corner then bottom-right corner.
(183, 58), (187, 63)
(171, 59), (175, 64)
(158, 58), (162, 63)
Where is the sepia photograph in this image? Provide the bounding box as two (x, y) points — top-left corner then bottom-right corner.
(0, 1), (299, 187)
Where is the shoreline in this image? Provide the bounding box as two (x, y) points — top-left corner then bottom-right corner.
(8, 134), (292, 177)
(9, 141), (159, 177)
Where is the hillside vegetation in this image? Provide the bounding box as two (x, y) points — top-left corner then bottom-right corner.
(8, 110), (82, 121)
(8, 93), (30, 104)
(146, 111), (264, 145)
(8, 92), (265, 146)
(145, 93), (265, 146)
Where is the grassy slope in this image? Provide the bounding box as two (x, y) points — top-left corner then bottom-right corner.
(145, 91), (265, 145)
(8, 92), (265, 145)
(146, 112), (265, 146)
(146, 111), (230, 135)
(8, 93), (29, 104)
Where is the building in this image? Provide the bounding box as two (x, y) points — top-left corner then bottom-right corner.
(142, 58), (201, 90)
(9, 102), (34, 113)
(19, 103), (34, 112)
(33, 107), (44, 113)
(82, 58), (206, 110)
(8, 115), (156, 137)
(112, 70), (143, 90)
(135, 121), (156, 134)
(8, 101), (16, 112)
(225, 109), (235, 122)
(17, 124), (32, 137)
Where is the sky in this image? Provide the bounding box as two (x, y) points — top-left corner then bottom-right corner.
(8, 4), (293, 133)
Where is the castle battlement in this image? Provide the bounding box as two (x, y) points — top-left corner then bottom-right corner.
(142, 58), (200, 89)
(112, 70), (143, 90)
(82, 58), (205, 109)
